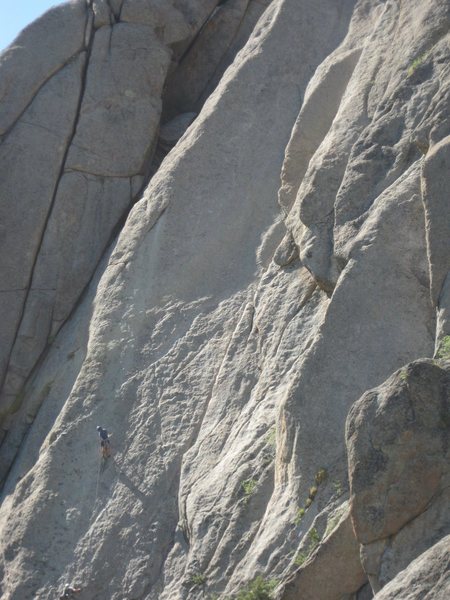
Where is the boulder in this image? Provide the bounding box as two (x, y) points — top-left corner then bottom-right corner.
(346, 360), (450, 592)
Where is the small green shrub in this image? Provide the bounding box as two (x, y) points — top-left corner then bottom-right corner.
(235, 576), (277, 600)
(437, 336), (450, 360)
(293, 468), (328, 526)
(264, 427), (276, 447)
(308, 527), (320, 548)
(315, 468), (327, 485)
(332, 480), (343, 497)
(325, 503), (348, 538)
(293, 528), (321, 568)
(407, 52), (428, 76)
(242, 479), (257, 504)
(294, 507), (305, 525)
(294, 552), (307, 566)
(308, 486), (318, 499)
(189, 573), (206, 587)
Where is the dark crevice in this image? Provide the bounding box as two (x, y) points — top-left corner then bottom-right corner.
(104, 0), (118, 24)
(65, 167), (141, 178)
(195, 0), (253, 110)
(174, 2), (221, 68)
(117, 0), (125, 22)
(162, 0), (263, 122)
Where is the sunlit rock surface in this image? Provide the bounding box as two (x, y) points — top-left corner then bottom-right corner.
(0, 1), (449, 598)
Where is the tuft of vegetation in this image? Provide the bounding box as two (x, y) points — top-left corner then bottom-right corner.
(294, 507), (305, 525)
(235, 576), (277, 600)
(407, 52), (428, 76)
(262, 427), (277, 466)
(436, 336), (450, 360)
(242, 479), (258, 504)
(308, 486), (318, 499)
(332, 480), (343, 497)
(264, 427), (276, 447)
(294, 528), (321, 568)
(294, 552), (307, 566)
(189, 573), (207, 588)
(308, 527), (320, 547)
(325, 503), (348, 538)
(315, 468), (327, 485)
(293, 467), (328, 526)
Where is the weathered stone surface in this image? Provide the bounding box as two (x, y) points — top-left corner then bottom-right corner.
(1, 173), (132, 413)
(92, 0), (113, 28)
(284, 0), (450, 294)
(0, 1), (357, 597)
(436, 272), (450, 355)
(1, 0), (255, 439)
(195, 0), (274, 108)
(281, 502), (366, 600)
(0, 0), (449, 599)
(374, 535), (450, 600)
(0, 54), (85, 401)
(120, 0), (192, 44)
(66, 23), (171, 177)
(347, 360), (449, 543)
(347, 360), (450, 592)
(0, 0), (87, 134)
(279, 47), (362, 215)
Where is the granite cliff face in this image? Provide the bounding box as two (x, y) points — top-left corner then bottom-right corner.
(0, 1), (449, 599)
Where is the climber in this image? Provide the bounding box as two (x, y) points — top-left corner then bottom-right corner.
(59, 583), (81, 598)
(97, 426), (111, 458)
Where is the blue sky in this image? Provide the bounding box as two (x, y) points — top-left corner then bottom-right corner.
(1, 1), (67, 51)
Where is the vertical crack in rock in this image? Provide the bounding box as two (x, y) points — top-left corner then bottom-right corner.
(0, 6), (95, 406)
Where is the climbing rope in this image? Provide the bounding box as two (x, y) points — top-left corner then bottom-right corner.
(94, 452), (103, 503)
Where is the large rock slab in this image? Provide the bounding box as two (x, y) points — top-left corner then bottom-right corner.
(284, 0), (450, 294)
(346, 360), (450, 592)
(0, 1), (357, 597)
(1, 0), (258, 446)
